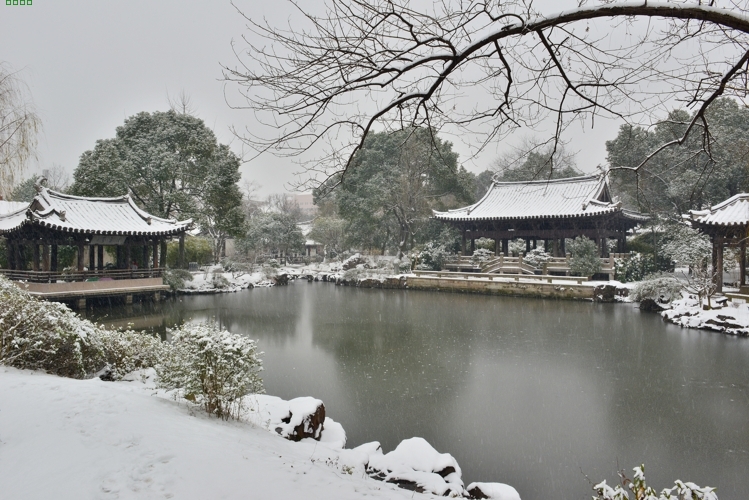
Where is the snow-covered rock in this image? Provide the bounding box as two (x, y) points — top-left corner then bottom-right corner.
(466, 482), (521, 500)
(244, 394), (329, 442)
(662, 296), (749, 335)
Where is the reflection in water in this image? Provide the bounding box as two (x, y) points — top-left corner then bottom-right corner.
(92, 282), (749, 500)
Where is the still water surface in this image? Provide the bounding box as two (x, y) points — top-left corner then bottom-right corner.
(92, 282), (749, 499)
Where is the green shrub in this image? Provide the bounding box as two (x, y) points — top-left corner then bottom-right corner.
(163, 268), (194, 291)
(157, 322), (264, 420)
(166, 236), (213, 267)
(568, 236), (601, 277)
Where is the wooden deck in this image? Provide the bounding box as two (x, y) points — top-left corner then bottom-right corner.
(2, 269), (169, 307)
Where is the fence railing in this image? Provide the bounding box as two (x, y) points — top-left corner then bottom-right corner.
(0, 268), (165, 283)
(412, 270), (590, 284)
(441, 252), (628, 278)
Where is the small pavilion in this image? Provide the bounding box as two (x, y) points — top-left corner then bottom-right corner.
(0, 181), (191, 305)
(686, 193), (749, 292)
(433, 173), (647, 256)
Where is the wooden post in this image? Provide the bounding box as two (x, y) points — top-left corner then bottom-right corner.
(525, 239), (531, 253)
(560, 238), (566, 256)
(142, 245), (148, 269)
(14, 243), (22, 270)
(552, 239), (559, 257)
(42, 244), (50, 272)
(89, 245), (95, 271)
(152, 240), (158, 270)
(51, 244), (58, 272)
(716, 239), (724, 293)
(125, 245), (132, 270)
(470, 238), (475, 254)
(77, 242), (85, 272)
(97, 245), (104, 271)
(502, 239), (509, 256)
(462, 231), (467, 256)
(32, 243), (40, 271)
(160, 239), (167, 268)
(178, 233), (185, 269)
(7, 242), (15, 270)
(740, 241), (746, 287)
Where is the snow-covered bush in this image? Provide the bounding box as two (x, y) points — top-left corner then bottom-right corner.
(594, 465), (717, 500)
(0, 275), (105, 378)
(523, 247), (551, 269)
(157, 322), (264, 420)
(630, 273), (683, 304)
(661, 223), (711, 269)
(0, 275), (165, 380)
(163, 268), (193, 291)
(475, 237), (495, 252)
(508, 238), (526, 256)
(615, 252), (658, 283)
(211, 273), (230, 289)
(98, 328), (167, 381)
(568, 236), (601, 277)
(471, 248), (494, 265)
(412, 242), (452, 271)
(392, 259), (411, 274)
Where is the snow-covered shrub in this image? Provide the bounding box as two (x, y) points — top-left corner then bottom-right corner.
(475, 237), (495, 252)
(342, 253), (366, 270)
(266, 258), (280, 268)
(0, 275), (165, 380)
(392, 259), (411, 274)
(568, 236), (601, 277)
(211, 273), (230, 289)
(508, 238), (526, 256)
(523, 247), (551, 269)
(412, 242), (451, 271)
(98, 328), (167, 381)
(594, 465), (717, 500)
(630, 273), (683, 304)
(615, 252), (654, 282)
(342, 268), (364, 281)
(471, 248), (494, 265)
(157, 322), (264, 420)
(163, 268), (193, 291)
(661, 223), (711, 269)
(0, 275), (105, 378)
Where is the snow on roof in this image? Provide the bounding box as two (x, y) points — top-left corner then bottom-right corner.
(688, 193), (749, 226)
(0, 186), (191, 236)
(0, 200), (29, 216)
(434, 173), (641, 222)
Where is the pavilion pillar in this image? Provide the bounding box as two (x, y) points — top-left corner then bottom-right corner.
(470, 238), (475, 254)
(178, 233), (185, 269)
(153, 240), (159, 270)
(462, 231), (467, 256)
(97, 245), (104, 271)
(42, 244), (50, 272)
(125, 245), (132, 270)
(14, 243), (22, 270)
(89, 245), (95, 271)
(601, 237), (608, 257)
(51, 244), (58, 272)
(714, 239), (724, 293)
(160, 239), (167, 268)
(32, 243), (40, 272)
(552, 239), (559, 257)
(740, 241), (746, 287)
(560, 238), (566, 256)
(532, 239), (537, 250)
(7, 242), (15, 270)
(525, 239), (531, 254)
(77, 242), (85, 272)
(502, 239), (509, 256)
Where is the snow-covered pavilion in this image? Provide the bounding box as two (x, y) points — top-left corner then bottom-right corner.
(433, 173), (647, 256)
(0, 183), (192, 282)
(686, 193), (749, 292)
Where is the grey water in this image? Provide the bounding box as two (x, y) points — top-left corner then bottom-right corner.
(91, 282), (749, 500)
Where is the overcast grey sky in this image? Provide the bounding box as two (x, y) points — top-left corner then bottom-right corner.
(1, 1), (624, 197)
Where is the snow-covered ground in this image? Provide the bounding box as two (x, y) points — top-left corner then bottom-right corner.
(661, 295), (749, 335)
(0, 367), (519, 500)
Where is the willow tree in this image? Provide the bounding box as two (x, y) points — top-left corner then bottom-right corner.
(0, 63), (40, 199)
(224, 1), (749, 192)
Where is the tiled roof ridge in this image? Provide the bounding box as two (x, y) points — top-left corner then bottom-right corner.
(491, 173), (601, 186)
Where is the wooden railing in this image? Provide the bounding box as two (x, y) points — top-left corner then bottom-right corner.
(0, 268), (165, 283)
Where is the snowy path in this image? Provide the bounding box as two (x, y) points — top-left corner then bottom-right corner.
(0, 368), (445, 500)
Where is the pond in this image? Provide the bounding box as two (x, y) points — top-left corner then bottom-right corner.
(91, 282), (749, 500)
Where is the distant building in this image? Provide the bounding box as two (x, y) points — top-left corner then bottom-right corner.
(294, 193), (318, 216)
